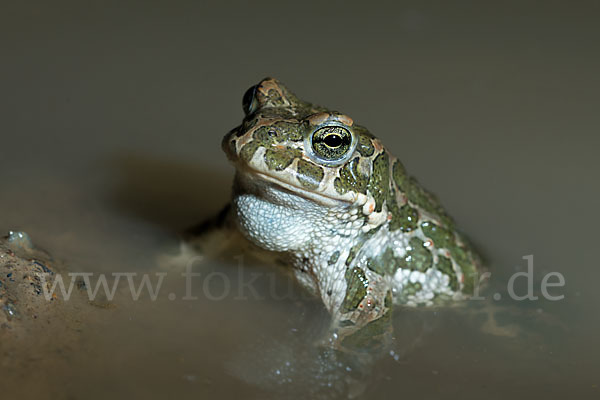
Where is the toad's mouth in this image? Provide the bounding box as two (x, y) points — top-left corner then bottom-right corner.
(236, 165), (356, 208)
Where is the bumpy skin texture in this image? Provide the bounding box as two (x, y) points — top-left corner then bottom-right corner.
(222, 78), (482, 349)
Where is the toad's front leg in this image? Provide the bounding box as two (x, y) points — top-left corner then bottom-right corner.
(316, 263), (394, 354)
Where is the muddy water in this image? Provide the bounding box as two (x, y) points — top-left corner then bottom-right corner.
(1, 1), (599, 399)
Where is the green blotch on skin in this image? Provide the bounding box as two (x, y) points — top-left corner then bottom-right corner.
(272, 121), (304, 142)
(356, 134), (374, 157)
(333, 178), (345, 194)
(436, 255), (459, 291)
(421, 221), (478, 294)
(334, 157), (368, 195)
(240, 140), (261, 162)
(399, 237), (433, 272)
(421, 221), (454, 249)
(392, 160), (453, 227)
(396, 281), (423, 303)
(253, 126), (275, 143)
(258, 81), (304, 109)
(250, 121), (305, 144)
(296, 159), (324, 189)
(341, 267), (369, 313)
(449, 245), (478, 294)
(367, 152), (389, 213)
(366, 248), (396, 276)
(391, 159), (408, 188)
(328, 251), (340, 265)
(398, 204), (419, 232)
(345, 243), (364, 266)
(404, 282), (422, 295)
(340, 309), (391, 352)
(264, 147), (301, 171)
(263, 88), (285, 107)
(352, 124), (375, 139)
(388, 191), (419, 232)
(364, 224), (381, 237)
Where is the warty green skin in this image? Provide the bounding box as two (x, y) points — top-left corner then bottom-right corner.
(221, 78), (482, 350)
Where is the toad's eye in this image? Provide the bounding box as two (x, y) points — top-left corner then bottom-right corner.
(323, 133), (343, 148)
(242, 85), (258, 115)
(310, 126), (353, 163)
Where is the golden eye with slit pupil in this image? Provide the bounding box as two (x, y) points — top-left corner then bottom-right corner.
(310, 126), (352, 162)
